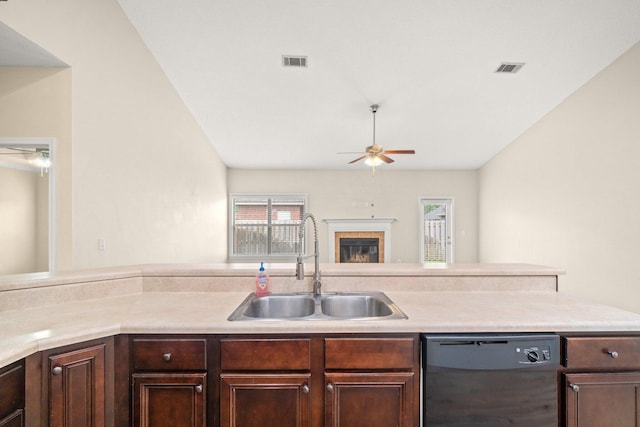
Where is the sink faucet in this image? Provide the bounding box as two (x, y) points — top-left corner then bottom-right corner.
(296, 212), (322, 295)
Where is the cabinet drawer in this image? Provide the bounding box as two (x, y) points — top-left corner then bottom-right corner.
(325, 337), (415, 370)
(221, 338), (311, 371)
(132, 338), (207, 371)
(564, 336), (640, 369)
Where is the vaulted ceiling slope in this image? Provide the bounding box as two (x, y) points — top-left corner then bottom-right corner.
(4, 2), (640, 170)
(115, 0), (640, 170)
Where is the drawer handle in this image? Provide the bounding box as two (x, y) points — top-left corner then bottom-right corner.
(162, 353), (172, 362)
(52, 366), (63, 375)
(568, 383), (579, 392)
(302, 384), (310, 394)
(607, 350), (619, 359)
(326, 383), (334, 392)
(195, 385), (203, 394)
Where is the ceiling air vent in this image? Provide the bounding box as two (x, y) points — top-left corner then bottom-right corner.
(495, 62), (524, 73)
(282, 55), (308, 68)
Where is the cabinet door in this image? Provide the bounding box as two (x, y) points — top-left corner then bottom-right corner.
(220, 374), (311, 427)
(565, 372), (640, 427)
(132, 373), (206, 427)
(49, 343), (106, 427)
(0, 360), (24, 424)
(324, 372), (415, 427)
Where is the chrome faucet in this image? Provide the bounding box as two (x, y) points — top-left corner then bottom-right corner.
(296, 212), (322, 295)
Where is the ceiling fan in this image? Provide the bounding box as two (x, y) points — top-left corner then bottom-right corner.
(0, 147), (51, 170)
(346, 104), (415, 173)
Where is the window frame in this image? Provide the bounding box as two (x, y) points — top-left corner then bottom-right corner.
(418, 197), (454, 264)
(228, 193), (307, 262)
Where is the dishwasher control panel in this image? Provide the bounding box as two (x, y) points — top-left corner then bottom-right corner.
(423, 334), (560, 371)
(516, 344), (553, 365)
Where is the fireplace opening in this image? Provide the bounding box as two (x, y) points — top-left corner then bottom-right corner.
(339, 238), (379, 263)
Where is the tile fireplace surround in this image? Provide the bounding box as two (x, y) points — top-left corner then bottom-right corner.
(325, 218), (395, 263)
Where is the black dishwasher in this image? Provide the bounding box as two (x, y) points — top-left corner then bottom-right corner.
(422, 334), (560, 426)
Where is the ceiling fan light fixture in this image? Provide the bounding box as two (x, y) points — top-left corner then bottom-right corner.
(33, 151), (51, 169)
(344, 104), (415, 171)
(364, 155), (383, 167)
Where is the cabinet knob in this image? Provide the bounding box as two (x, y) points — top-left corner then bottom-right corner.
(302, 384), (309, 394)
(607, 350), (619, 359)
(195, 385), (203, 394)
(162, 353), (172, 362)
(52, 366), (63, 375)
(568, 383), (580, 392)
(326, 383), (334, 392)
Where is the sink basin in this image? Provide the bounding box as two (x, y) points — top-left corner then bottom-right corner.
(228, 291), (407, 321)
(233, 294), (316, 320)
(321, 294), (394, 318)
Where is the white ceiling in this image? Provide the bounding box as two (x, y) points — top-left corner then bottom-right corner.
(4, 1), (640, 170)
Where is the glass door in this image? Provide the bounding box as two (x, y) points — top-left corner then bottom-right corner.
(419, 198), (453, 264)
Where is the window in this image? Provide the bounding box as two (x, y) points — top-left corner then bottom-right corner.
(419, 197), (454, 264)
(229, 194), (307, 260)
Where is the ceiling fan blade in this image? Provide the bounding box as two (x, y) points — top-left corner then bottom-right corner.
(348, 155), (367, 164)
(378, 154), (395, 164)
(0, 149), (37, 154)
(382, 149), (415, 155)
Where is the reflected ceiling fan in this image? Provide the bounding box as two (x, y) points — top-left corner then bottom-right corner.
(346, 105), (415, 174)
(0, 147), (51, 171)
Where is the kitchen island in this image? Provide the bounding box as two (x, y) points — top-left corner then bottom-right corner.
(2, 262), (640, 368)
(2, 263), (640, 427)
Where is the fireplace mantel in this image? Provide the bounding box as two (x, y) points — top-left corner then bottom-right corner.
(324, 218), (396, 263)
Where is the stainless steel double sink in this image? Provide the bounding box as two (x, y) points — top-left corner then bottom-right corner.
(228, 291), (407, 321)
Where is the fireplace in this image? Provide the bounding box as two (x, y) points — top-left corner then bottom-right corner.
(325, 219), (395, 263)
(334, 231), (385, 263)
(340, 237), (379, 263)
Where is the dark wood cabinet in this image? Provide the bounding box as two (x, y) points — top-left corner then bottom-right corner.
(130, 337), (208, 427)
(0, 360), (24, 427)
(562, 335), (640, 427)
(133, 373), (206, 427)
(48, 342), (108, 427)
(220, 374), (311, 427)
(219, 335), (419, 427)
(24, 338), (114, 427)
(324, 372), (414, 427)
(220, 338), (313, 427)
(564, 372), (640, 427)
(14, 332), (418, 426)
(0, 411), (24, 427)
(324, 337), (417, 427)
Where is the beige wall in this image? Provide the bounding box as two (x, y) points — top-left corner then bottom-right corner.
(479, 42), (640, 312)
(228, 169), (478, 263)
(0, 167), (37, 273)
(2, 0), (229, 268)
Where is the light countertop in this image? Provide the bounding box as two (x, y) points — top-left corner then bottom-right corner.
(2, 263), (640, 369)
